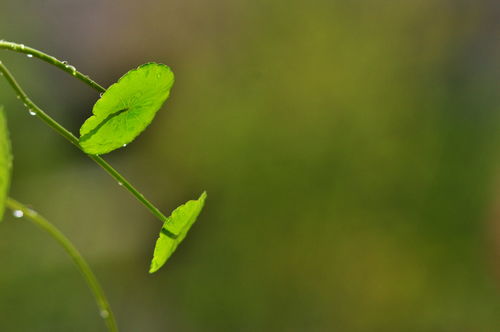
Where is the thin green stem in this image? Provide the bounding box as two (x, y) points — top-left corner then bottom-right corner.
(0, 60), (80, 146)
(0, 61), (171, 227)
(89, 155), (172, 228)
(6, 197), (118, 332)
(0, 40), (105, 93)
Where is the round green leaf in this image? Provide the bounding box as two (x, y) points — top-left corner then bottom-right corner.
(0, 107), (13, 222)
(79, 63), (174, 155)
(149, 192), (207, 273)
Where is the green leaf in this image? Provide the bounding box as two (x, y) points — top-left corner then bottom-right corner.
(79, 63), (174, 155)
(149, 191), (207, 273)
(0, 107), (12, 222)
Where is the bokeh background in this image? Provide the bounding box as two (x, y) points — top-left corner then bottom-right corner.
(1, 0), (500, 331)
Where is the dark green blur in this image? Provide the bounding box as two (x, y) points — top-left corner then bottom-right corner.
(1, 0), (499, 331)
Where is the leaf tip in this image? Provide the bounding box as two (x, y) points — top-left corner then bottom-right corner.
(149, 262), (159, 274)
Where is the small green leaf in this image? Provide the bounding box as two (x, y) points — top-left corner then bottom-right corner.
(79, 63), (174, 155)
(0, 107), (13, 222)
(149, 192), (207, 273)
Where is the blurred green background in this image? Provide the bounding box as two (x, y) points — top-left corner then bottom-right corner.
(1, 0), (500, 331)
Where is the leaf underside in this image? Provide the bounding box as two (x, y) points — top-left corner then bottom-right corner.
(0, 107), (12, 222)
(149, 192), (207, 273)
(79, 63), (174, 155)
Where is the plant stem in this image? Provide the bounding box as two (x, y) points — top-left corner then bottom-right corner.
(89, 155), (172, 227)
(6, 197), (118, 332)
(0, 40), (105, 93)
(0, 61), (172, 227)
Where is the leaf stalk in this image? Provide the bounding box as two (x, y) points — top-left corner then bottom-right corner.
(0, 40), (105, 92)
(6, 197), (118, 332)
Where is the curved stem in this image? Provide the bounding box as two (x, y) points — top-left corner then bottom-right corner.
(0, 61), (170, 226)
(6, 197), (118, 332)
(0, 40), (105, 93)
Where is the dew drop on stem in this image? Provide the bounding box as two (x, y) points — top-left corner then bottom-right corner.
(12, 210), (24, 218)
(66, 65), (77, 75)
(100, 309), (109, 319)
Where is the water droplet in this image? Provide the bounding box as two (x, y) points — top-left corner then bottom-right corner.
(29, 110), (36, 116)
(118, 182), (123, 186)
(62, 60), (68, 65)
(19, 44), (25, 50)
(12, 210), (24, 218)
(100, 309), (109, 319)
(26, 54), (33, 58)
(99, 93), (103, 98)
(122, 144), (127, 147)
(66, 65), (77, 75)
